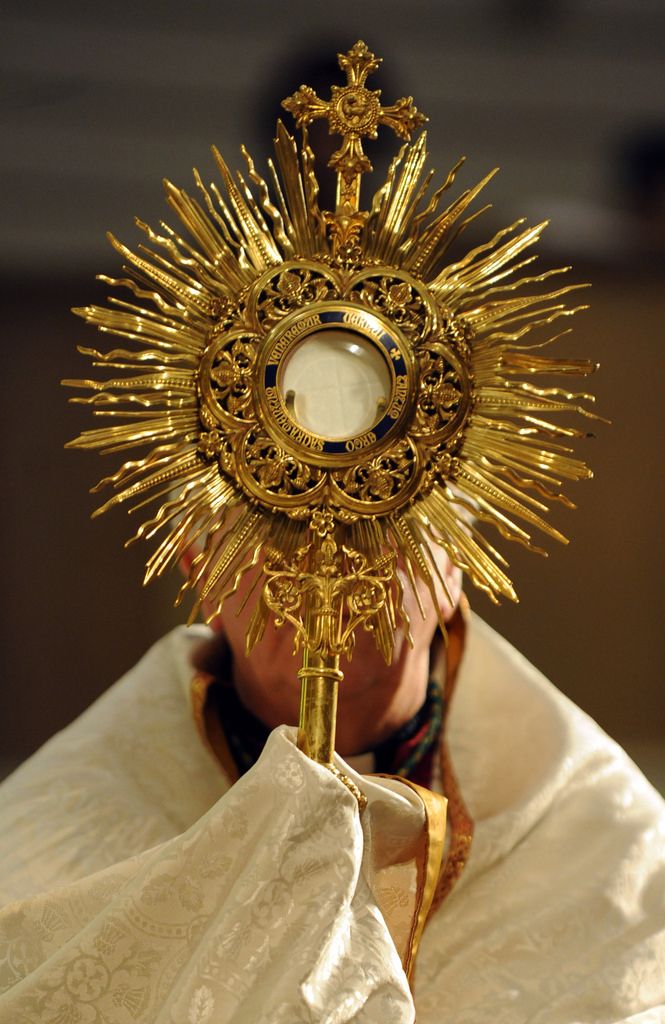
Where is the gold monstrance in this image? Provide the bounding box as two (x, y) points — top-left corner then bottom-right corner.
(66, 42), (600, 795)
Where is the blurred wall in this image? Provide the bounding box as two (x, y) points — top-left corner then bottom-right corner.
(1, 1), (663, 779)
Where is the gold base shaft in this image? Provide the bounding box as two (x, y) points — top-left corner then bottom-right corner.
(297, 647), (367, 810)
(297, 649), (342, 765)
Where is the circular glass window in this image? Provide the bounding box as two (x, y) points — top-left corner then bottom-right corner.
(279, 328), (392, 440)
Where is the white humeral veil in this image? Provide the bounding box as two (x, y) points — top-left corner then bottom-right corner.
(1, 615), (664, 1022)
(0, 723), (421, 1022)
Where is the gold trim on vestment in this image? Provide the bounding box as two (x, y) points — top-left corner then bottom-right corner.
(429, 597), (475, 914)
(384, 778), (447, 981)
(190, 672), (240, 784)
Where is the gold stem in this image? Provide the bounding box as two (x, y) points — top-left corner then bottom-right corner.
(336, 172), (361, 213)
(297, 647), (342, 765)
(294, 588), (367, 810)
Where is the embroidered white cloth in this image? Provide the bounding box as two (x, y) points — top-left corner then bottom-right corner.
(0, 724), (419, 1023)
(1, 614), (664, 1022)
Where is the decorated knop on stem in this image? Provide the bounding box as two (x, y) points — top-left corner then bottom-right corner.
(66, 41), (602, 796)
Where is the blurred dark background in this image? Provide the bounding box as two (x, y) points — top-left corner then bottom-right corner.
(1, 1), (664, 785)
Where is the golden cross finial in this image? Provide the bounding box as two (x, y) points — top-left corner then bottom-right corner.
(282, 40), (427, 211)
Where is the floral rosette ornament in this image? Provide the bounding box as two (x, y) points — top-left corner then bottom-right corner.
(66, 42), (601, 770)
